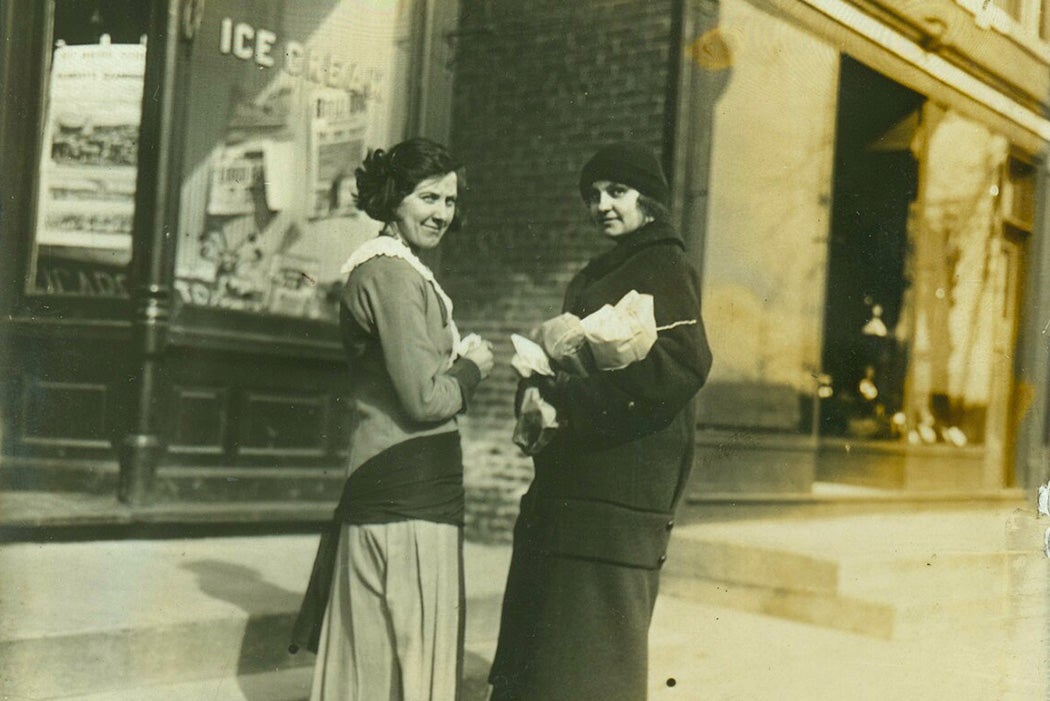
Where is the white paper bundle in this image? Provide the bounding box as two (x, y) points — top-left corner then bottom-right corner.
(539, 313), (586, 360)
(512, 386), (560, 455)
(538, 313), (591, 376)
(580, 290), (658, 370)
(510, 334), (554, 378)
(508, 289), (696, 455)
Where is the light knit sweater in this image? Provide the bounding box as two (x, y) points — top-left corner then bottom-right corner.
(339, 245), (481, 476)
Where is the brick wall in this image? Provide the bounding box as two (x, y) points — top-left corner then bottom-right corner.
(444, 0), (678, 541)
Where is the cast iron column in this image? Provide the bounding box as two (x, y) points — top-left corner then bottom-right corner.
(118, 0), (191, 504)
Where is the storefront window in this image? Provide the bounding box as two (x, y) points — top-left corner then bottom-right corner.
(28, 0), (150, 297)
(697, 1), (840, 433)
(701, 14), (1033, 456)
(822, 94), (1031, 449)
(173, 0), (418, 322)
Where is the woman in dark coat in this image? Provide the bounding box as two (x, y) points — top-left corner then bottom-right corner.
(488, 142), (713, 701)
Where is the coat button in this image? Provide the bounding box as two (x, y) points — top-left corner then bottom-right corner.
(657, 554), (667, 566)
(666, 519), (675, 531)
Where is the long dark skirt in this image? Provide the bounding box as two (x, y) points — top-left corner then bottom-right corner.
(489, 541), (661, 701)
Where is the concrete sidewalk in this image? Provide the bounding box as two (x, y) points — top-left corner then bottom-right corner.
(0, 533), (510, 700)
(656, 504), (1050, 701)
(2, 505), (1048, 700)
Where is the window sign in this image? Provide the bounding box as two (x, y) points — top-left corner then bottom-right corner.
(36, 40), (143, 254)
(29, 0), (150, 297)
(174, 0), (414, 321)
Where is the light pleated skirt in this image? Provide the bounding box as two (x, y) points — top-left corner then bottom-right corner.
(310, 520), (464, 701)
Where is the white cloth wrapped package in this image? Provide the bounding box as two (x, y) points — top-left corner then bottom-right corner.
(510, 334), (554, 378)
(509, 335), (559, 455)
(509, 289), (695, 455)
(539, 313), (586, 360)
(579, 290), (658, 371)
(538, 313), (590, 376)
(512, 386), (560, 455)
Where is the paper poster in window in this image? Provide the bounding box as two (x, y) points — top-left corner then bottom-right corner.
(35, 41), (145, 259)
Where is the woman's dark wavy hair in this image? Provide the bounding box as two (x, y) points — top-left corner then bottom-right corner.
(354, 137), (463, 231)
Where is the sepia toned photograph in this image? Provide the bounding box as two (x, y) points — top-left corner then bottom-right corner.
(1, 0), (1049, 699)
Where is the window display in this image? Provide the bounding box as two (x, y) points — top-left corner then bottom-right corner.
(822, 85), (1029, 448)
(29, 0), (150, 297)
(173, 0), (415, 321)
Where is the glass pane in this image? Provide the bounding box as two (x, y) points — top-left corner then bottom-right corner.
(173, 0), (417, 321)
(807, 54), (1026, 452)
(899, 110), (1014, 448)
(696, 0), (840, 434)
(29, 0), (149, 297)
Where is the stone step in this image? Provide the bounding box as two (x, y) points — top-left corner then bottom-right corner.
(0, 535), (512, 700)
(55, 667), (314, 701)
(662, 506), (1048, 640)
(662, 561), (1035, 641)
(665, 537), (840, 595)
(0, 611), (314, 699)
(54, 648), (500, 701)
(660, 574), (898, 638)
(666, 532), (1030, 604)
(0, 491), (334, 532)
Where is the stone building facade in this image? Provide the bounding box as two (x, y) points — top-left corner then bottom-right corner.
(443, 0), (1050, 537)
(1, 0), (1048, 539)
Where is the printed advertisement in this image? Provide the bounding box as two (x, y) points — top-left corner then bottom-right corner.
(309, 87), (368, 219)
(206, 142), (266, 217)
(35, 41), (145, 258)
(174, 0), (410, 321)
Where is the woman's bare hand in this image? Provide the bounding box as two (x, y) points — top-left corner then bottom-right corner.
(463, 339), (495, 379)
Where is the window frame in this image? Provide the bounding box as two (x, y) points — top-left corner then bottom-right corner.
(11, 0), (152, 321)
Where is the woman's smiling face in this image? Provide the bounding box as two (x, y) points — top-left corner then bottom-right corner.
(393, 171), (458, 249)
(585, 180), (650, 238)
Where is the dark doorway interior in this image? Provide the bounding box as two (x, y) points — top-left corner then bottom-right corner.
(820, 56), (925, 439)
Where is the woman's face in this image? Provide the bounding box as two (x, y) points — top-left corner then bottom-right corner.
(585, 180), (650, 238)
(393, 171), (458, 250)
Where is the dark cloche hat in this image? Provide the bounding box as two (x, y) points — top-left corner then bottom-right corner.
(578, 141), (669, 205)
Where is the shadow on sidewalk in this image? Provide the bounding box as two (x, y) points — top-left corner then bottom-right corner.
(181, 559), (311, 698)
(181, 558), (495, 700)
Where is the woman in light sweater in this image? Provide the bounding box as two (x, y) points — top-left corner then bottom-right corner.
(295, 137), (493, 701)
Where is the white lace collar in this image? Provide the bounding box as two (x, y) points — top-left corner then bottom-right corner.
(340, 233), (461, 361)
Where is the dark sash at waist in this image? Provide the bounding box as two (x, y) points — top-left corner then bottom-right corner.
(336, 431), (464, 526)
(289, 431), (464, 656)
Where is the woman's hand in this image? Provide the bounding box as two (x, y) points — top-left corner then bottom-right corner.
(462, 338), (495, 380)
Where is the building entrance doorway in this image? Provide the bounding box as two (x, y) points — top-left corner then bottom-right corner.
(818, 56), (1030, 491)
(820, 56), (924, 444)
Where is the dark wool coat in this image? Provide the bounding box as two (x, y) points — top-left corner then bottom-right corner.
(489, 221), (713, 701)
